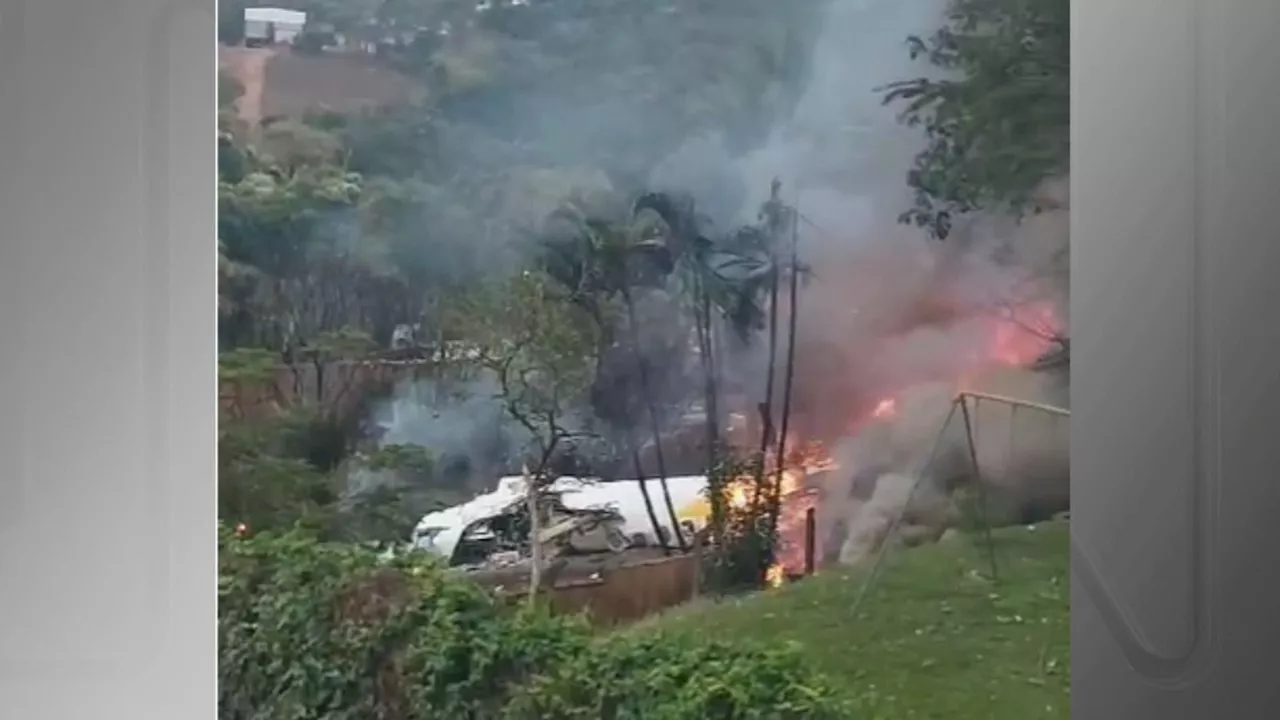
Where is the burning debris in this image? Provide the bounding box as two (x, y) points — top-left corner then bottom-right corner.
(412, 473), (718, 574)
(412, 476), (633, 571)
(736, 248), (1070, 578)
(401, 210), (1069, 589)
(804, 307), (1068, 572)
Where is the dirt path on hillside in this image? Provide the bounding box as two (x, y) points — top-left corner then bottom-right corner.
(219, 46), (275, 126)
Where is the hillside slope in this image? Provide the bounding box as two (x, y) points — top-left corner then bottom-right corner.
(218, 45), (426, 124)
(637, 521), (1070, 719)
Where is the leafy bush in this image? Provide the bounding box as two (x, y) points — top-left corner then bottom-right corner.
(219, 524), (590, 720)
(702, 452), (782, 594)
(218, 398), (447, 544)
(219, 525), (849, 720)
(218, 408), (350, 536)
(881, 0), (1069, 237)
(503, 632), (850, 719)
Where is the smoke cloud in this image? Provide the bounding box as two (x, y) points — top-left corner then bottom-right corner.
(648, 0), (1070, 559)
(372, 0), (1070, 540)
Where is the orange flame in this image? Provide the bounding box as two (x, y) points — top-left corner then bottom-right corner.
(989, 301), (1061, 367)
(694, 298), (1064, 585)
(765, 564), (785, 588)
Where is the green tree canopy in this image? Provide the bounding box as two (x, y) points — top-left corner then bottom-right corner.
(882, 0), (1069, 238)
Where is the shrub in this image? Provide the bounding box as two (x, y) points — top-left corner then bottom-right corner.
(218, 524), (589, 720)
(219, 524), (849, 720)
(503, 632), (851, 719)
(218, 407), (443, 545)
(702, 452), (782, 594)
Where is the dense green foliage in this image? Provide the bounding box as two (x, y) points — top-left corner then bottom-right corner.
(219, 525), (848, 719)
(504, 632), (848, 719)
(882, 0), (1069, 237)
(697, 452), (783, 593)
(218, 405), (459, 543)
(219, 525), (586, 719)
(216, 340), (465, 544)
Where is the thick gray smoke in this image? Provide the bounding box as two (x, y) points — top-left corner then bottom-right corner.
(652, 0), (945, 224)
(360, 371), (606, 496)
(651, 0), (1071, 561)
(375, 376), (511, 472)
(646, 0), (1014, 413)
(371, 0), (1070, 538)
(649, 0), (965, 414)
(346, 375), (512, 500)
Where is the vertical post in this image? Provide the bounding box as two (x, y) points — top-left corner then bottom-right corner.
(804, 506), (817, 576)
(958, 395), (1000, 581)
(690, 527), (704, 600)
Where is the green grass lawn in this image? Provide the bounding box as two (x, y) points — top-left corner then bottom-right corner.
(635, 521), (1069, 719)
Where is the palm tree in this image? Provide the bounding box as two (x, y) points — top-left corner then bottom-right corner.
(734, 181), (788, 516)
(538, 202), (686, 551)
(632, 192), (773, 472)
(539, 191), (788, 554)
(618, 280), (688, 552)
(641, 185), (810, 586)
(767, 195), (802, 541)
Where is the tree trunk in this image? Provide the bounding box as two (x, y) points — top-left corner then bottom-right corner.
(629, 444), (669, 555)
(751, 264), (780, 515)
(525, 466), (543, 604)
(622, 289), (687, 552)
(434, 291), (447, 403)
(696, 287), (728, 551)
(696, 283), (720, 473)
(768, 209), (802, 540)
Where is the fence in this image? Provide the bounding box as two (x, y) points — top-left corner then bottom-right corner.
(474, 551), (706, 628)
(543, 553), (704, 627)
(474, 514), (826, 628)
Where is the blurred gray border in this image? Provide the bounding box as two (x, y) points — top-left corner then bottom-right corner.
(1073, 0), (1280, 716)
(1, 0), (1279, 717)
(0, 0), (216, 716)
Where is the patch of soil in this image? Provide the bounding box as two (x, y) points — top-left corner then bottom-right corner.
(259, 49), (426, 120)
(219, 45), (427, 124)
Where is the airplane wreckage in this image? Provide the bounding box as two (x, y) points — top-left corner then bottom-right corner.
(410, 474), (711, 569)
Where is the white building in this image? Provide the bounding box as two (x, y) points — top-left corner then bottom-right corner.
(243, 7), (307, 46)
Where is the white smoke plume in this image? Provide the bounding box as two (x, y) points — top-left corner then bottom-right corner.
(651, 0), (1070, 562)
(372, 0), (1070, 546)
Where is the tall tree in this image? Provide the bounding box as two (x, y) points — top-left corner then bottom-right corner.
(881, 0), (1069, 239)
(538, 201), (686, 551)
(454, 270), (602, 593)
(630, 191), (773, 470)
(768, 194), (802, 541)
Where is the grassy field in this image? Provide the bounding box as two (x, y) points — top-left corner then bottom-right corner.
(635, 521), (1070, 719)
